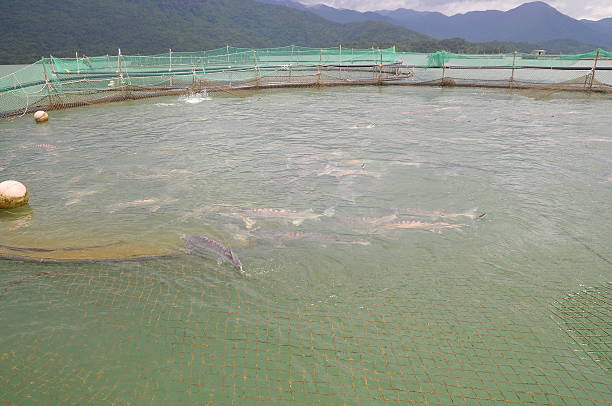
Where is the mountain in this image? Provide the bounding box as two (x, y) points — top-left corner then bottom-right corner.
(258, 0), (392, 23)
(2, 0), (603, 65)
(0, 0), (430, 64)
(581, 18), (612, 38)
(257, 0), (309, 11)
(309, 5), (392, 24)
(266, 1), (611, 50)
(382, 2), (606, 44)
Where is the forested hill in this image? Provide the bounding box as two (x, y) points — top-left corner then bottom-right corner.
(0, 0), (431, 64)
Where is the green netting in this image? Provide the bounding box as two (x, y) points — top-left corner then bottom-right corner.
(410, 48), (612, 68)
(0, 46), (404, 118)
(1, 46), (610, 118)
(49, 46), (398, 75)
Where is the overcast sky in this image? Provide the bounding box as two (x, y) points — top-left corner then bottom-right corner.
(296, 0), (612, 20)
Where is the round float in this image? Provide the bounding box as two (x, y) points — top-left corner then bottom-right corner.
(0, 180), (30, 209)
(34, 111), (49, 123)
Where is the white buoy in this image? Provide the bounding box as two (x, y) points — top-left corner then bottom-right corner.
(34, 110), (49, 123)
(0, 180), (29, 209)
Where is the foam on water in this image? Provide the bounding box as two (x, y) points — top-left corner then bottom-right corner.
(179, 91), (212, 104)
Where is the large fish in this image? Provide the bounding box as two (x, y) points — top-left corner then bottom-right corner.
(230, 207), (335, 228)
(256, 231), (370, 246)
(108, 198), (178, 213)
(394, 208), (483, 220)
(341, 214), (398, 228)
(182, 234), (243, 273)
(317, 164), (379, 178)
(378, 220), (464, 232)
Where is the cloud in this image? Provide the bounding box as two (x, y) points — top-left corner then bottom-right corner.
(297, 0), (611, 20)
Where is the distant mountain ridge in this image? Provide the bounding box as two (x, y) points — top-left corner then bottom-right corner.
(260, 1), (611, 49)
(0, 0), (432, 64)
(0, 0), (605, 65)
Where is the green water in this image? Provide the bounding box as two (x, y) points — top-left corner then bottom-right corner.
(1, 85), (610, 405)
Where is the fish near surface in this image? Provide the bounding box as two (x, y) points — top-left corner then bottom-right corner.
(34, 144), (58, 149)
(108, 198), (178, 213)
(379, 220), (464, 232)
(182, 234), (243, 273)
(341, 214), (398, 228)
(394, 208), (482, 220)
(317, 164), (380, 179)
(233, 207), (335, 228)
(257, 231), (370, 246)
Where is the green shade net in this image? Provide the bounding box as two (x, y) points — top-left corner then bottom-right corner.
(1, 46), (610, 118)
(415, 48), (612, 68)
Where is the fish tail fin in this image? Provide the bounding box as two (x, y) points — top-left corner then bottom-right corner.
(292, 219), (305, 226)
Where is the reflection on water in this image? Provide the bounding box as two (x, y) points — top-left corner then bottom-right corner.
(0, 205), (33, 232)
(0, 86), (610, 404)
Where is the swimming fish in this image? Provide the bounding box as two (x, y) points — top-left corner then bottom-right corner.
(379, 220), (464, 231)
(107, 198), (178, 213)
(341, 214), (398, 227)
(394, 208), (482, 220)
(65, 190), (98, 206)
(230, 207), (335, 228)
(317, 164), (379, 178)
(182, 234), (243, 273)
(256, 231), (370, 246)
(390, 161), (422, 167)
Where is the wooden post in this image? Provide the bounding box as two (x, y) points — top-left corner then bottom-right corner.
(587, 49), (600, 91)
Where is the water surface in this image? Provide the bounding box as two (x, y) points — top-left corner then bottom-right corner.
(1, 85), (610, 404)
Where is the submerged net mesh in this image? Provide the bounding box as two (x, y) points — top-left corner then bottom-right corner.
(550, 283), (611, 372)
(1, 46), (610, 118)
(1, 259), (610, 405)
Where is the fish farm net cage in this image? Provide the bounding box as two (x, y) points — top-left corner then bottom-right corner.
(1, 46), (611, 118)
